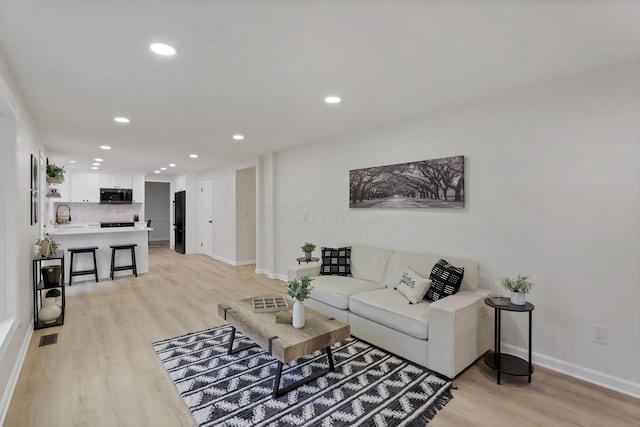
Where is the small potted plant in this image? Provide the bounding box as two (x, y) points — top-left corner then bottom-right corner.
(501, 274), (534, 305)
(45, 288), (62, 307)
(286, 276), (313, 328)
(46, 164), (65, 184)
(300, 242), (316, 260)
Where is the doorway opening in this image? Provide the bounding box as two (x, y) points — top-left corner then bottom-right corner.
(235, 167), (256, 264)
(145, 182), (170, 248)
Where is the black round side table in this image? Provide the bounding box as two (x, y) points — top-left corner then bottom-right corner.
(483, 297), (534, 384)
(296, 257), (320, 265)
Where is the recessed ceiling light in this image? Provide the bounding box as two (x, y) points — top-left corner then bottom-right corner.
(114, 117), (130, 123)
(154, 170), (161, 173)
(150, 43), (176, 56)
(324, 95), (342, 104)
(94, 158), (103, 162)
(169, 163), (176, 167)
(160, 167), (167, 171)
(69, 160), (76, 163)
(91, 166), (99, 170)
(92, 163), (100, 166)
(100, 145), (111, 150)
(233, 134), (245, 141)
(189, 154), (198, 158)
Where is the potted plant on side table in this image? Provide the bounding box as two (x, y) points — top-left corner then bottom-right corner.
(300, 242), (316, 260)
(286, 276), (313, 328)
(501, 274), (534, 305)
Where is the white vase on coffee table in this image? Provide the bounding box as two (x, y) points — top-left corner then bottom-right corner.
(292, 300), (305, 328)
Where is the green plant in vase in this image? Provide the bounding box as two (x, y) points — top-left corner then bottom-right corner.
(46, 164), (65, 183)
(300, 242), (316, 260)
(287, 276), (313, 329)
(501, 274), (534, 305)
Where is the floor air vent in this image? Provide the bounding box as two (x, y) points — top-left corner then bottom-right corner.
(39, 333), (58, 347)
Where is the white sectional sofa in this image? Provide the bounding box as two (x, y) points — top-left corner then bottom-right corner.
(288, 243), (493, 379)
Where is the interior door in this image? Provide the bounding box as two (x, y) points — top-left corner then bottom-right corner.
(199, 178), (214, 257)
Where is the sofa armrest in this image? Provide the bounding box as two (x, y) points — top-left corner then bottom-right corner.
(287, 264), (321, 281)
(427, 288), (492, 379)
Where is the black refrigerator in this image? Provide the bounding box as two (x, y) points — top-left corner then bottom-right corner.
(174, 191), (186, 254)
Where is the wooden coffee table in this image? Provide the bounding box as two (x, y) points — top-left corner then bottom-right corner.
(218, 294), (350, 398)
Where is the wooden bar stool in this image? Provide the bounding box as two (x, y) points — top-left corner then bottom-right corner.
(109, 244), (138, 279)
(68, 246), (99, 285)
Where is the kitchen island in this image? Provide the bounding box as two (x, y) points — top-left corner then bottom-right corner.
(46, 223), (153, 284)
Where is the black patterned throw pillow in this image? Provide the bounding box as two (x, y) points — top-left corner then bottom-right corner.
(426, 258), (465, 302)
(320, 246), (352, 276)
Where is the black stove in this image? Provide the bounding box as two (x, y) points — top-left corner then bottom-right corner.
(100, 221), (135, 228)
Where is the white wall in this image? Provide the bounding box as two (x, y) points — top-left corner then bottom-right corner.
(0, 52), (46, 422)
(264, 61), (640, 396)
(235, 167), (256, 263)
(201, 159), (258, 265)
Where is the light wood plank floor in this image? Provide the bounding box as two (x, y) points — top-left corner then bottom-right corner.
(5, 248), (639, 426)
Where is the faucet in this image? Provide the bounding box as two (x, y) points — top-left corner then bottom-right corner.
(56, 204), (71, 224)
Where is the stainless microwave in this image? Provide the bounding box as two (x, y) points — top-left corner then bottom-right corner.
(100, 188), (133, 204)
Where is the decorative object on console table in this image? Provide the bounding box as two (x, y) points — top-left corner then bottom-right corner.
(484, 298), (534, 384)
(286, 275), (313, 329)
(35, 234), (59, 258)
(300, 242), (316, 260)
(500, 274), (534, 306)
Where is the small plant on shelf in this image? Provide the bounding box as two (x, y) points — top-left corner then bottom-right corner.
(286, 276), (313, 302)
(46, 164), (65, 183)
(300, 242), (316, 259)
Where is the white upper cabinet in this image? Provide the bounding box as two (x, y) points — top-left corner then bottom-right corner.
(70, 172), (100, 202)
(100, 174), (133, 189)
(132, 175), (145, 202)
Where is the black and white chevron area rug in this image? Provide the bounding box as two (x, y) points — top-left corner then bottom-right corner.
(153, 325), (452, 427)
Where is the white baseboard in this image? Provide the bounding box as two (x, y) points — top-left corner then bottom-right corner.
(236, 259), (256, 266)
(212, 255), (237, 266)
(501, 343), (640, 399)
(0, 322), (33, 425)
(254, 269), (287, 282)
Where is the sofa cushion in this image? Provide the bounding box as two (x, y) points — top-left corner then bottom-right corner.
(320, 246), (352, 276)
(309, 275), (384, 309)
(343, 243), (393, 284)
(349, 288), (430, 339)
(385, 251), (480, 291)
(396, 268), (431, 304)
(426, 259), (464, 301)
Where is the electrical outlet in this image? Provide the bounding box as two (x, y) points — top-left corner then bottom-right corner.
(592, 325), (607, 345)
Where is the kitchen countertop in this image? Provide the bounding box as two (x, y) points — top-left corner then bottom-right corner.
(47, 223), (153, 235)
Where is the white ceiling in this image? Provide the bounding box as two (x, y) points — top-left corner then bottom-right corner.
(1, 1), (640, 178)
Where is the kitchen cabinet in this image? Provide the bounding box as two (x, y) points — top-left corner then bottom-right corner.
(100, 174), (133, 189)
(132, 175), (145, 202)
(70, 172), (100, 202)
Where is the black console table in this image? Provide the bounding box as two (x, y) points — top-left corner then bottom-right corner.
(32, 250), (65, 330)
(483, 297), (534, 384)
